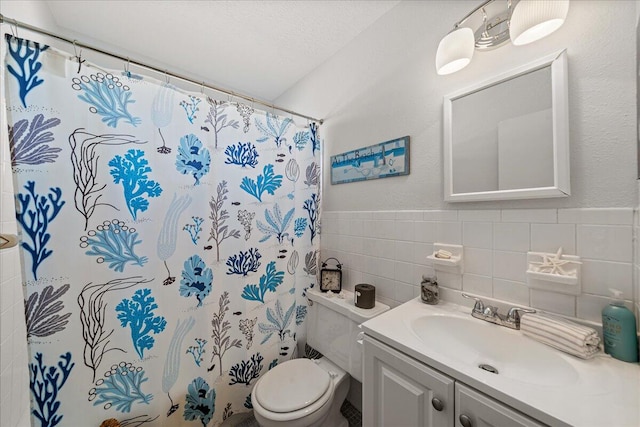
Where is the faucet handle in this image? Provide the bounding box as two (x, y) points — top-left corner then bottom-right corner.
(461, 293), (485, 314)
(506, 307), (536, 324)
(483, 305), (499, 317)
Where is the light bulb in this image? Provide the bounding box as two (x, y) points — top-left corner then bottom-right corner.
(510, 0), (569, 46)
(436, 27), (475, 75)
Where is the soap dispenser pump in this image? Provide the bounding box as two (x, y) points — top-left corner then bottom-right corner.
(602, 289), (638, 363)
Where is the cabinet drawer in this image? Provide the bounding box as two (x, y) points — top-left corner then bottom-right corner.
(455, 383), (547, 427)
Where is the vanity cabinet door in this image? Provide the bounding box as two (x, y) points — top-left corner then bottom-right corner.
(455, 383), (546, 427)
(363, 337), (455, 427)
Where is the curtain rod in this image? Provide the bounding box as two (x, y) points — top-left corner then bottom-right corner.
(0, 13), (323, 124)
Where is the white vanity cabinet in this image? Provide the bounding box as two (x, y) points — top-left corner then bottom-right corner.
(363, 337), (545, 427)
(363, 337), (455, 427)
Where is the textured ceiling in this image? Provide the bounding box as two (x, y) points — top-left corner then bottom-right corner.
(45, 0), (400, 101)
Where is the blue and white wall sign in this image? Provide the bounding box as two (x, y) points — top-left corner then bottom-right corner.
(330, 136), (409, 184)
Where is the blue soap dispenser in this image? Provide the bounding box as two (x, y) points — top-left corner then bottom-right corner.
(602, 289), (638, 363)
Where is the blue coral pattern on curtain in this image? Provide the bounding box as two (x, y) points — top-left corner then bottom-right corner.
(4, 35), (320, 427)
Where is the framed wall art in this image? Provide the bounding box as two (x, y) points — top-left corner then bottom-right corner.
(330, 136), (410, 184)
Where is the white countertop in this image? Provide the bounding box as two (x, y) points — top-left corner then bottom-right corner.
(361, 297), (640, 427)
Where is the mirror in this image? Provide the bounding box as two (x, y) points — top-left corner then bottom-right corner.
(443, 50), (570, 202)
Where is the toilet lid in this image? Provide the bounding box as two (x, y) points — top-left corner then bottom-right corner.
(254, 358), (331, 413)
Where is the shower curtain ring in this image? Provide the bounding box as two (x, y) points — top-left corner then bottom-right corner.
(10, 18), (18, 38)
(165, 70), (170, 84)
(201, 81), (205, 95)
(124, 57), (131, 78)
(73, 40), (85, 74)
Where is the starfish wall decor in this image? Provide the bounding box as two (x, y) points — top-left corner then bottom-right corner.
(528, 247), (582, 276)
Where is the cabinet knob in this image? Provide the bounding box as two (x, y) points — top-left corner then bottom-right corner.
(459, 414), (473, 427)
(431, 397), (444, 411)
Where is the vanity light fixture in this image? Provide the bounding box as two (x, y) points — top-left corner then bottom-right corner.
(435, 0), (569, 76)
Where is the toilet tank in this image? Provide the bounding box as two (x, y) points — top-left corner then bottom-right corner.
(306, 289), (389, 382)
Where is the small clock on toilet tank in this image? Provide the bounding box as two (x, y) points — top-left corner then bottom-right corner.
(320, 257), (342, 293)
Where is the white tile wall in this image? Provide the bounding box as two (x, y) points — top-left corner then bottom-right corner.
(558, 208), (634, 225)
(530, 223), (576, 254)
(577, 224), (633, 263)
(493, 278), (530, 306)
(529, 289), (576, 317)
(0, 68), (30, 426)
(458, 210), (501, 222)
(581, 260), (633, 300)
(493, 251), (527, 283)
(462, 222), (493, 249)
(435, 221), (462, 245)
(493, 222), (530, 252)
(321, 208), (636, 326)
(462, 274), (492, 297)
(464, 248), (492, 276)
(501, 209), (556, 223)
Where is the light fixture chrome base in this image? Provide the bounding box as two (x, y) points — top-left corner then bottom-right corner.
(474, 10), (511, 50)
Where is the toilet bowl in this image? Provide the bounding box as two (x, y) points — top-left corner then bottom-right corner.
(252, 357), (349, 427)
(252, 289), (389, 427)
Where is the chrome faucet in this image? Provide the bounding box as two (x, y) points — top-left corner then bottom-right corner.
(461, 293), (535, 330)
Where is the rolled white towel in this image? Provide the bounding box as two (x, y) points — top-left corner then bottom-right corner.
(520, 313), (601, 359)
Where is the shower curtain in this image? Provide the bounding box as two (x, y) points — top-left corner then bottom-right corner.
(4, 35), (320, 427)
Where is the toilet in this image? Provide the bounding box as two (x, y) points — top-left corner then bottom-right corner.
(251, 288), (389, 427)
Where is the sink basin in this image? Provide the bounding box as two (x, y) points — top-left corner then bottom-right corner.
(409, 314), (579, 387)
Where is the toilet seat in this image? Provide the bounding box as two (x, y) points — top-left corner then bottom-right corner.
(254, 359), (332, 414)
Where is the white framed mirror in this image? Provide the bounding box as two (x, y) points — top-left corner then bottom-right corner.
(443, 50), (570, 202)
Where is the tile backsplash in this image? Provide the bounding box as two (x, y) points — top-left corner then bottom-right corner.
(321, 208), (635, 326)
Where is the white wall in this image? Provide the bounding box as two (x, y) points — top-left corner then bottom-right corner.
(279, 0), (640, 378)
(0, 2), (59, 425)
(1, 0), (59, 30)
(277, 0), (638, 211)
